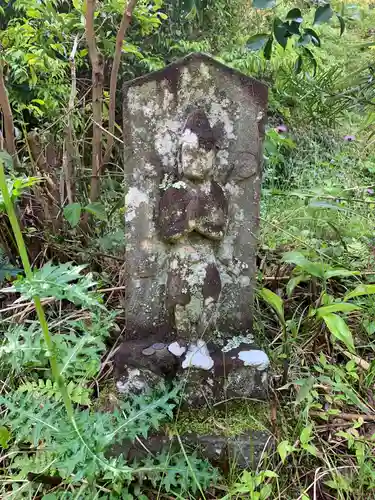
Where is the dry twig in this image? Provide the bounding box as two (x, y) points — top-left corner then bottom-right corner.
(63, 35), (80, 204)
(85, 0), (104, 204)
(102, 0), (138, 168)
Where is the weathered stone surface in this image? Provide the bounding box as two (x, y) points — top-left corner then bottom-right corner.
(108, 430), (273, 471)
(114, 338), (269, 403)
(114, 339), (179, 395)
(123, 52), (267, 340)
(175, 341), (269, 407)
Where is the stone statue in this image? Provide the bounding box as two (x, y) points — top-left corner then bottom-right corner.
(116, 53), (269, 406)
(158, 109), (228, 339)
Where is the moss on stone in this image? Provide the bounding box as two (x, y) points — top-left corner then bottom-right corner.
(94, 379), (120, 412)
(171, 401), (270, 437)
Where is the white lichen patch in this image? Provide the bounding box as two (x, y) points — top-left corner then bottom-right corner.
(155, 129), (177, 167)
(168, 341), (186, 357)
(239, 276), (250, 287)
(208, 101), (236, 141)
(116, 368), (145, 394)
(172, 181), (188, 190)
(182, 340), (214, 370)
(180, 129), (199, 147)
(199, 62), (212, 80)
(125, 187), (149, 221)
(222, 334), (254, 353)
(238, 350), (270, 370)
(225, 182), (242, 197)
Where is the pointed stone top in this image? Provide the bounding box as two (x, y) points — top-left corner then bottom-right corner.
(123, 52), (268, 108)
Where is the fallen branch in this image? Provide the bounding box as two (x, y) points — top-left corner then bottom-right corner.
(311, 411), (375, 422)
(102, 0), (138, 169)
(337, 347), (370, 371)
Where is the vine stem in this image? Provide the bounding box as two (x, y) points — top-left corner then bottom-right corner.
(0, 161), (75, 421)
(0, 161), (135, 474)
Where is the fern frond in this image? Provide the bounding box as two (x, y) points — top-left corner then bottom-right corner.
(18, 379), (92, 405)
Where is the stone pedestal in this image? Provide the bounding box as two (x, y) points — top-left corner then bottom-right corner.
(117, 52), (269, 426)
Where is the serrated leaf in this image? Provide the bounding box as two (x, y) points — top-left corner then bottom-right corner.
(345, 284), (375, 301)
(295, 376), (315, 405)
(316, 303), (360, 316)
(337, 14), (345, 36)
(259, 288), (285, 324)
(314, 4), (333, 25)
(84, 202), (107, 221)
(322, 313), (355, 352)
(14, 262), (101, 309)
(246, 33), (270, 51)
(253, 0), (275, 9)
(63, 203), (82, 228)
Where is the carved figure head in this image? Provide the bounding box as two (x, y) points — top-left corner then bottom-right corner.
(179, 110), (216, 181)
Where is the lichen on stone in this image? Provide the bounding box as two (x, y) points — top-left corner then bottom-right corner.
(238, 350), (270, 370)
(168, 341), (186, 357)
(222, 334), (255, 353)
(125, 187), (149, 221)
(182, 340), (214, 370)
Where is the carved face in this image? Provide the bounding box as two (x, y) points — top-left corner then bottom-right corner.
(180, 129), (215, 180)
(179, 109), (216, 181)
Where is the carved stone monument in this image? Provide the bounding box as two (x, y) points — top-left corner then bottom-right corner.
(116, 53), (269, 406)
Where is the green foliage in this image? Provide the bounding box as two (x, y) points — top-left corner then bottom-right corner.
(320, 312), (355, 352)
(258, 287), (285, 325)
(13, 261), (102, 308)
(64, 202), (108, 227)
(0, 172), (41, 211)
(18, 378), (92, 405)
(247, 2), (344, 70)
(0, 387), (217, 493)
(224, 469), (278, 499)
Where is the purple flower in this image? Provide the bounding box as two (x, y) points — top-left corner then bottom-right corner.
(367, 188), (374, 195)
(275, 124), (288, 134)
(344, 135), (356, 142)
